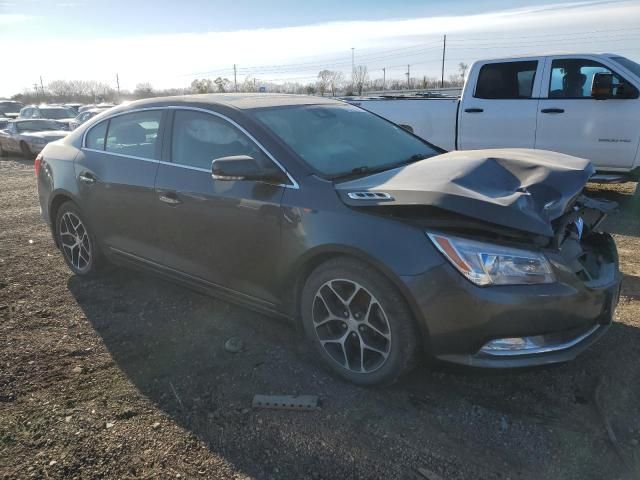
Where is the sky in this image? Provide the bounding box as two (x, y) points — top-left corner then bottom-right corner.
(1, 0), (640, 96)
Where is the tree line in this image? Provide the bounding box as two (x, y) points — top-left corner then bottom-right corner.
(9, 63), (468, 104)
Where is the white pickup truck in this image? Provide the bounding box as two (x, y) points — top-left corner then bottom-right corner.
(349, 53), (640, 181)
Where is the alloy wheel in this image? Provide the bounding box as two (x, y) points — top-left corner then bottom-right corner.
(59, 211), (92, 273)
(312, 279), (392, 373)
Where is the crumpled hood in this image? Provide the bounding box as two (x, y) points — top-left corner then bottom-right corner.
(24, 131), (68, 142)
(335, 148), (595, 237)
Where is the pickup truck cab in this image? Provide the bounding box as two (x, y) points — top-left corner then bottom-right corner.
(350, 53), (640, 180)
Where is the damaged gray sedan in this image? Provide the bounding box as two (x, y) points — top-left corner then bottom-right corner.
(36, 95), (621, 385)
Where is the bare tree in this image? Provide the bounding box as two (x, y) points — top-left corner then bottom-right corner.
(317, 70), (333, 96)
(134, 82), (154, 98)
(458, 62), (469, 83)
(353, 65), (369, 96)
(328, 71), (343, 96)
(190, 78), (214, 94)
(214, 77), (232, 93)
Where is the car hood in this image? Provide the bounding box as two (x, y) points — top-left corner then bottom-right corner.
(23, 131), (68, 141)
(335, 148), (595, 237)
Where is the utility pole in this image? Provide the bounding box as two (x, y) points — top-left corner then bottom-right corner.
(116, 73), (120, 98)
(406, 65), (411, 90)
(233, 64), (237, 92)
(441, 34), (447, 88)
(40, 76), (45, 97)
(351, 47), (355, 84)
(382, 67), (386, 92)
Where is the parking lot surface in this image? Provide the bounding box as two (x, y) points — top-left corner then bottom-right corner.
(1, 155), (640, 479)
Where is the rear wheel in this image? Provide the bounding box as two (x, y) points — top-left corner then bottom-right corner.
(55, 201), (102, 276)
(300, 257), (419, 385)
(20, 142), (32, 159)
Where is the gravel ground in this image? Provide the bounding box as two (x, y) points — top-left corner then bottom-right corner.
(1, 154), (639, 480)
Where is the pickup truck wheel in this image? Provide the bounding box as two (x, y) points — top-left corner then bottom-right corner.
(55, 201), (103, 276)
(301, 257), (419, 386)
(20, 142), (32, 159)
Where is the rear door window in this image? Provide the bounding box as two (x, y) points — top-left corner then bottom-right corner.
(105, 110), (162, 159)
(85, 121), (108, 150)
(474, 61), (538, 99)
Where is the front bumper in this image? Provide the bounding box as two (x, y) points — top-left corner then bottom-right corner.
(401, 233), (621, 368)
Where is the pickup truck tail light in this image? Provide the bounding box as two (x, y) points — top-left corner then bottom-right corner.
(34, 153), (43, 177)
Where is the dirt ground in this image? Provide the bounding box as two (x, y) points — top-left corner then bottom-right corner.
(1, 154), (639, 480)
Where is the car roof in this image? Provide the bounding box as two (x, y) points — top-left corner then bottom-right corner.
(121, 93), (343, 111)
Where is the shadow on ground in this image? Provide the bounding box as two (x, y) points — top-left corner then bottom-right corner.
(68, 266), (640, 479)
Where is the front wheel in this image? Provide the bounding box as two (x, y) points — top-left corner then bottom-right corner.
(55, 201), (102, 276)
(301, 257), (419, 386)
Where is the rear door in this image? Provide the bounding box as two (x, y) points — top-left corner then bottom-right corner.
(535, 56), (640, 170)
(75, 108), (166, 261)
(153, 108), (287, 304)
(458, 58), (542, 149)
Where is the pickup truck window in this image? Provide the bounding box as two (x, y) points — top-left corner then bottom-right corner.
(474, 61), (538, 99)
(549, 59), (636, 99)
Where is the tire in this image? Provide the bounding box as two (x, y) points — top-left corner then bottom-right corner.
(0, 142), (7, 157)
(300, 257), (419, 386)
(54, 201), (103, 276)
(20, 142), (32, 159)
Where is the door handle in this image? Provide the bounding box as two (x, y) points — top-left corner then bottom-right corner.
(158, 192), (182, 205)
(540, 108), (565, 114)
(464, 108), (484, 113)
(78, 172), (96, 184)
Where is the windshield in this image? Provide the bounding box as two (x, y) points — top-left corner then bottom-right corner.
(0, 102), (23, 114)
(39, 108), (74, 119)
(16, 120), (63, 132)
(611, 56), (640, 78)
(253, 104), (439, 178)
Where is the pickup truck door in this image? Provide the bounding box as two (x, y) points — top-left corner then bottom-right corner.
(458, 58), (542, 150)
(535, 56), (640, 170)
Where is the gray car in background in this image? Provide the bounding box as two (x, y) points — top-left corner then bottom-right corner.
(0, 119), (68, 158)
(19, 105), (76, 129)
(0, 100), (25, 119)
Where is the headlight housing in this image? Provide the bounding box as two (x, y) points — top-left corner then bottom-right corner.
(427, 233), (555, 286)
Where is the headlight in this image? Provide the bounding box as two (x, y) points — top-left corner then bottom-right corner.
(427, 233), (555, 286)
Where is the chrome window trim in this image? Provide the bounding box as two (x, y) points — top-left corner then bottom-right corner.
(81, 105), (299, 189)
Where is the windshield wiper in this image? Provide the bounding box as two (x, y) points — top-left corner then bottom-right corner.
(331, 153), (432, 181)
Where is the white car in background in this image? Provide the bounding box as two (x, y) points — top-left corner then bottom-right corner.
(350, 53), (640, 181)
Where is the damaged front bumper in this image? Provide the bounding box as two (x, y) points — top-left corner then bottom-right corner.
(403, 213), (621, 368)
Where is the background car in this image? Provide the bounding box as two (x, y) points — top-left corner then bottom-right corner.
(64, 103), (84, 114)
(0, 100), (25, 119)
(0, 119), (68, 158)
(69, 108), (103, 130)
(78, 103), (114, 113)
(18, 105), (76, 129)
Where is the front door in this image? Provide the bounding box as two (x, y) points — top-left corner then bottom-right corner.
(75, 109), (165, 260)
(535, 57), (640, 170)
(153, 108), (286, 304)
(458, 59), (542, 150)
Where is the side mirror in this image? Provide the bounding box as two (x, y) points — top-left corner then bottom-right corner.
(211, 155), (284, 183)
(591, 72), (614, 99)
